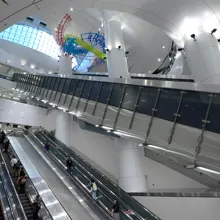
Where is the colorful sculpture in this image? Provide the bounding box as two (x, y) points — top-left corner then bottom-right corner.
(55, 14), (107, 72)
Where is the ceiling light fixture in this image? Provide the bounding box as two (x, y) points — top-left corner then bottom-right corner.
(190, 34), (196, 41)
(98, 28), (101, 31)
(30, 64), (35, 69)
(70, 8), (73, 11)
(162, 46), (165, 49)
(158, 58), (161, 62)
(211, 28), (217, 35)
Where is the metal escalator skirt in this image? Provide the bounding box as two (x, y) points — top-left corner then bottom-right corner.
(0, 175), (14, 220)
(7, 137), (71, 220)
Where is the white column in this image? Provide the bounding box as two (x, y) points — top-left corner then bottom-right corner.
(115, 138), (147, 193)
(103, 14), (129, 78)
(184, 32), (220, 84)
(58, 54), (72, 76)
(55, 111), (71, 146)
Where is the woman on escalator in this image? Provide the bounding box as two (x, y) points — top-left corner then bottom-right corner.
(17, 174), (27, 193)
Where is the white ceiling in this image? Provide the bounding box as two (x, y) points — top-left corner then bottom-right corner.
(0, 0), (219, 73)
(0, 39), (59, 73)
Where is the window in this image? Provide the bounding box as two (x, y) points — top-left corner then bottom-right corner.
(0, 24), (60, 59)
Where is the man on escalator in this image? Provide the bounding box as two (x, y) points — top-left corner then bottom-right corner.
(66, 156), (73, 173)
(17, 174), (27, 193)
(112, 200), (120, 220)
(33, 195), (41, 220)
(90, 179), (98, 201)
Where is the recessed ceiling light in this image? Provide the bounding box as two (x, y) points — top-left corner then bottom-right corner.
(70, 8), (73, 11)
(30, 64), (35, 69)
(162, 46), (165, 49)
(149, 70), (151, 73)
(98, 28), (101, 31)
(158, 58), (161, 62)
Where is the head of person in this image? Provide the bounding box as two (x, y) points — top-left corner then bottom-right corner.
(67, 156), (70, 159)
(91, 179), (95, 183)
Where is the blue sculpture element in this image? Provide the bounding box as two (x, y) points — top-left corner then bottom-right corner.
(81, 32), (106, 53)
(62, 31), (106, 72)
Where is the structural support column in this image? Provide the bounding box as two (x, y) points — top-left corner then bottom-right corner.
(58, 54), (72, 76)
(55, 111), (71, 146)
(184, 32), (220, 84)
(115, 138), (147, 193)
(103, 13), (129, 78)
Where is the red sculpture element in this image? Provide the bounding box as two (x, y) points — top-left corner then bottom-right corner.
(55, 14), (72, 46)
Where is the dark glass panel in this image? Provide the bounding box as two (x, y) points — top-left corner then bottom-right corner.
(122, 85), (140, 111)
(109, 84), (125, 107)
(82, 81), (92, 99)
(89, 82), (101, 101)
(206, 94), (220, 134)
(57, 78), (65, 92)
(45, 77), (51, 89)
(75, 80), (84, 97)
(63, 79), (71, 94)
(178, 91), (209, 129)
(53, 78), (60, 91)
(98, 83), (112, 104)
(49, 77), (56, 90)
(155, 89), (181, 121)
(137, 87), (158, 115)
(68, 79), (78, 95)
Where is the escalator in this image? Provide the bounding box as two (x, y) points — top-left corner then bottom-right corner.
(1, 151), (34, 219)
(0, 151), (28, 220)
(0, 174), (14, 220)
(30, 129), (161, 220)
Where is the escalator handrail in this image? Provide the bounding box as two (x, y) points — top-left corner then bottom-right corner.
(0, 151), (28, 220)
(0, 176), (14, 220)
(40, 131), (159, 220)
(0, 200), (7, 220)
(25, 178), (53, 220)
(31, 132), (134, 220)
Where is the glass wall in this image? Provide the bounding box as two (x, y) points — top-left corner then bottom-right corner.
(0, 24), (60, 59)
(14, 73), (219, 135)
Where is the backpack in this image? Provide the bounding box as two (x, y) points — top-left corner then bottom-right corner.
(92, 183), (97, 191)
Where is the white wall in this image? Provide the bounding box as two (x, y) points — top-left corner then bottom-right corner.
(145, 158), (206, 190)
(69, 119), (119, 181)
(135, 196), (220, 220)
(0, 78), (16, 89)
(0, 99), (46, 126)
